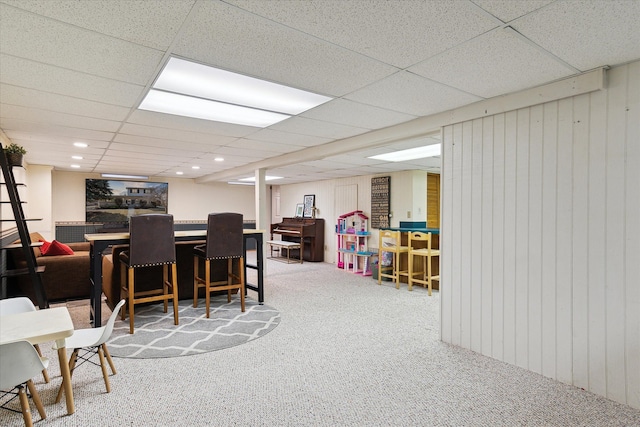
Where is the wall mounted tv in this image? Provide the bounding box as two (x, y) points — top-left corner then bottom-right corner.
(85, 179), (168, 223)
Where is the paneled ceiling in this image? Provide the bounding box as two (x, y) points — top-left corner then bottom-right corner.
(1, 0), (639, 185)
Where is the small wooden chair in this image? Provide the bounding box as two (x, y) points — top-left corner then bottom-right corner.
(193, 213), (245, 317)
(408, 231), (440, 295)
(377, 229), (409, 289)
(120, 214), (178, 334)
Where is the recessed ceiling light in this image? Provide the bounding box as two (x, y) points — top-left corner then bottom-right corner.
(139, 57), (332, 127)
(72, 155), (83, 160)
(368, 144), (441, 162)
(238, 175), (282, 182)
(214, 157), (224, 162)
(192, 166), (200, 169)
(176, 171), (184, 175)
(70, 164), (80, 168)
(73, 142), (88, 148)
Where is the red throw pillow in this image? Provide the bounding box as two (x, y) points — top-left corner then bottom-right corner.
(41, 240), (74, 256)
(38, 239), (51, 254)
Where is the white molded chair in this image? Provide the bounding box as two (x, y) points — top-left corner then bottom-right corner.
(0, 340), (49, 427)
(0, 297), (50, 383)
(55, 299), (126, 402)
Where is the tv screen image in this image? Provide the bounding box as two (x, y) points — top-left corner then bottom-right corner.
(85, 179), (168, 223)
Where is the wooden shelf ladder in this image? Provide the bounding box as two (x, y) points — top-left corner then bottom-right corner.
(0, 143), (48, 308)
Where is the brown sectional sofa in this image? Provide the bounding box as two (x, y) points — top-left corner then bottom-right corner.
(8, 232), (91, 303)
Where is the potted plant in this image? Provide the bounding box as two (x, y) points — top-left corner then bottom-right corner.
(3, 143), (27, 166)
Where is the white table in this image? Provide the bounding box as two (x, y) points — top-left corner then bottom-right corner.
(0, 307), (76, 414)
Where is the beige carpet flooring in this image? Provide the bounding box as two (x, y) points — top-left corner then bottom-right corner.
(2, 256), (640, 426)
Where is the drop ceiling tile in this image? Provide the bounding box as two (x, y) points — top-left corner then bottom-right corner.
(0, 4), (164, 85)
(229, 0), (499, 68)
(119, 122), (238, 147)
(299, 159), (354, 170)
(512, 0), (640, 71)
(114, 133), (225, 153)
(472, 0), (555, 23)
(0, 55), (144, 106)
(245, 129), (332, 148)
(410, 28), (575, 99)
(96, 163), (167, 174)
(99, 154), (182, 166)
(1, 104), (121, 132)
(26, 153), (99, 164)
(270, 116), (369, 140)
(107, 142), (202, 159)
(126, 110), (257, 138)
(301, 99), (415, 130)
(1, 0), (195, 50)
(233, 139), (304, 155)
(0, 84), (130, 121)
(172, 0), (397, 97)
(346, 70), (482, 116)
(213, 146), (268, 162)
(3, 131), (110, 149)
(197, 152), (241, 163)
(268, 165), (321, 176)
(0, 118), (114, 141)
(323, 154), (380, 167)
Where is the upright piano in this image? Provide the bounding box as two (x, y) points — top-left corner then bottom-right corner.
(270, 217), (325, 262)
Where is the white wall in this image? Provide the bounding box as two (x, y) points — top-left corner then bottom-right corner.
(50, 171), (256, 225)
(26, 164), (53, 239)
(276, 170), (428, 264)
(440, 61), (640, 409)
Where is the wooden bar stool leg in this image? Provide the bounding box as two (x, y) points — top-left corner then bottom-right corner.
(227, 258), (232, 303)
(205, 260), (211, 318)
(171, 264), (179, 325)
(407, 253), (414, 291)
(193, 257), (199, 308)
(239, 257), (245, 312)
(162, 265), (168, 313)
(128, 268), (135, 334)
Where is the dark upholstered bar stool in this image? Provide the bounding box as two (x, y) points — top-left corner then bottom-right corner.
(193, 213), (245, 317)
(120, 214), (178, 334)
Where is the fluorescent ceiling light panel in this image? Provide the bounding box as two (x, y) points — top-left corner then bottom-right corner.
(369, 144), (441, 162)
(228, 181), (255, 186)
(139, 90), (290, 127)
(238, 175), (283, 182)
(101, 173), (149, 180)
(139, 57), (332, 127)
(155, 57), (332, 115)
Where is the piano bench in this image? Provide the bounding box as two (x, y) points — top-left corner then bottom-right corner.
(267, 240), (302, 264)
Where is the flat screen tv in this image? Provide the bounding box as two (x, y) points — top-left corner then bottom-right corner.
(85, 179), (168, 223)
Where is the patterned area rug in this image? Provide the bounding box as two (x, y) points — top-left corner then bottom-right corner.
(107, 297), (280, 359)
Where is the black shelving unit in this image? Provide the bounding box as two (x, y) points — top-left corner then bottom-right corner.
(0, 143), (48, 308)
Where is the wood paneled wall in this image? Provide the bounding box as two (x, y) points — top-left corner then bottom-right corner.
(440, 61), (639, 409)
(427, 173), (440, 228)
